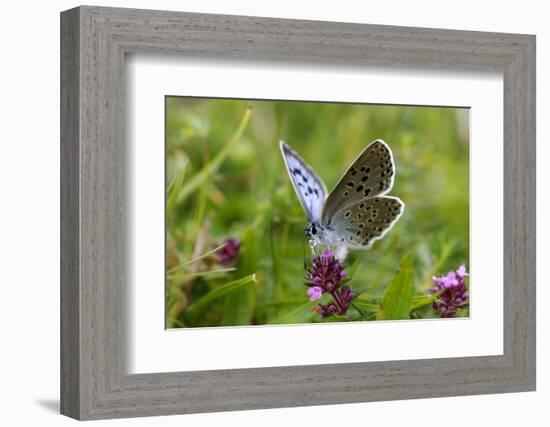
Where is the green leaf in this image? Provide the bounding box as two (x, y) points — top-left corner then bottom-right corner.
(456, 307), (470, 318)
(185, 274), (257, 318)
(410, 291), (442, 311)
(350, 299), (379, 312)
(379, 254), (415, 320)
(268, 302), (313, 325)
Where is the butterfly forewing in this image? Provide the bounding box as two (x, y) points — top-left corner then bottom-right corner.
(322, 140), (395, 225)
(330, 196), (404, 249)
(279, 141), (327, 223)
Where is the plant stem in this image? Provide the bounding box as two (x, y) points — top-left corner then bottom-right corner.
(167, 267), (236, 281)
(167, 243), (226, 274)
(330, 290), (346, 314)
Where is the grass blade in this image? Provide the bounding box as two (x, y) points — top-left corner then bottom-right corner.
(177, 106), (252, 203)
(167, 267), (236, 281)
(185, 274), (257, 317)
(166, 161), (187, 220)
(222, 227), (258, 326)
(167, 243), (226, 274)
(410, 290), (442, 311)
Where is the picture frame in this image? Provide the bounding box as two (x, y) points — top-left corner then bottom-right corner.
(60, 5), (536, 420)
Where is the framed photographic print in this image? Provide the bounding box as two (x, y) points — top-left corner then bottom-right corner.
(61, 5), (536, 420)
(163, 97), (467, 329)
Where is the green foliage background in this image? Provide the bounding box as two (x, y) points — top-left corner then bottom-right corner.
(166, 97), (469, 328)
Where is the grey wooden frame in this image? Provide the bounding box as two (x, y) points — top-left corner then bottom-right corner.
(60, 5), (536, 420)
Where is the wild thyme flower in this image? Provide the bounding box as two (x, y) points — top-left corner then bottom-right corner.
(306, 249), (346, 292)
(428, 264), (469, 318)
(217, 238), (240, 265)
(317, 303), (338, 317)
(338, 285), (355, 307)
(306, 249), (355, 317)
(317, 285), (356, 317)
(307, 286), (323, 301)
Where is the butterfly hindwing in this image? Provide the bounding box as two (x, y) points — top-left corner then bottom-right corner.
(330, 196), (404, 249)
(322, 140), (396, 224)
(279, 141), (327, 223)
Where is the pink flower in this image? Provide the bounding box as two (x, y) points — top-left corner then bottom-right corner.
(306, 249), (346, 292)
(428, 264), (469, 318)
(457, 264), (468, 278)
(306, 249), (355, 317)
(442, 271), (459, 288)
(217, 238), (240, 265)
(307, 286), (323, 301)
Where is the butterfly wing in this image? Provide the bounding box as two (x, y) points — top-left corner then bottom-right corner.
(279, 141), (327, 223)
(330, 196), (404, 249)
(322, 139), (396, 225)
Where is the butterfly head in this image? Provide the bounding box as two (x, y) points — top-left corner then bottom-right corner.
(306, 222), (325, 247)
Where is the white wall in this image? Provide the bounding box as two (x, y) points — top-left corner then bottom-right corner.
(0, 0), (546, 425)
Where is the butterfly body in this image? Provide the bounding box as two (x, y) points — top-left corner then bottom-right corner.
(306, 222), (350, 260)
(280, 139), (404, 260)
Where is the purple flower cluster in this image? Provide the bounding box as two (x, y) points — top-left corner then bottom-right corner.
(306, 249), (355, 318)
(316, 285), (356, 317)
(428, 264), (469, 318)
(217, 238), (241, 265)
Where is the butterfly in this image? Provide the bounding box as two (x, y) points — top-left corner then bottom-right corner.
(280, 139), (404, 260)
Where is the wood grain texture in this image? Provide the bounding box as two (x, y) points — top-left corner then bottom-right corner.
(60, 5), (536, 420)
(60, 7), (80, 419)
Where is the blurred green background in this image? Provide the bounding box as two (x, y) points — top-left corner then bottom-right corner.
(165, 97), (469, 328)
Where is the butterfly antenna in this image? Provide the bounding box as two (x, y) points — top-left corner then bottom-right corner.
(303, 230), (308, 271)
